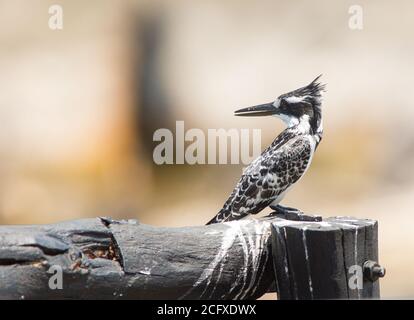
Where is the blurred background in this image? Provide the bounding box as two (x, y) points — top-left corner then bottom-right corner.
(0, 0), (413, 298)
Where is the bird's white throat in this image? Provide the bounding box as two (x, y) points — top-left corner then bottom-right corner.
(277, 114), (312, 134)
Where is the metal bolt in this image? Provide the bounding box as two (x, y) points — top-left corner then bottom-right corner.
(363, 260), (386, 282)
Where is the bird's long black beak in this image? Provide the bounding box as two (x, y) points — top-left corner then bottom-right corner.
(234, 102), (278, 117)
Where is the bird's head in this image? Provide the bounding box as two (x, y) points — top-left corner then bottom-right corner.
(234, 75), (325, 133)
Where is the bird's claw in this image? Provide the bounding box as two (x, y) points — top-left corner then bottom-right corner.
(267, 205), (322, 222)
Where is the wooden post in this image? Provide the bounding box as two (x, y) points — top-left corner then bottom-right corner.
(0, 217), (275, 299)
(271, 216), (384, 299)
(0, 215), (384, 299)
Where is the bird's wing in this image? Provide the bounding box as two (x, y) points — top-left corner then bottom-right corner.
(208, 135), (313, 224)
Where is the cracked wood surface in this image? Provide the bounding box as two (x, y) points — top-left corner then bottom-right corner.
(0, 217), (274, 299)
(0, 216), (380, 299)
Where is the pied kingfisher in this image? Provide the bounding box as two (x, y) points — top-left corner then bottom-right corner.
(207, 76), (325, 224)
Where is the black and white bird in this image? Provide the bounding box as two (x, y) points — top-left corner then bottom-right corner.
(207, 76), (325, 225)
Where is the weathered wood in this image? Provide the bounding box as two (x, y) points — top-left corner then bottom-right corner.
(0, 217), (275, 299)
(271, 216), (383, 299)
(362, 219), (380, 298)
(0, 215), (383, 300)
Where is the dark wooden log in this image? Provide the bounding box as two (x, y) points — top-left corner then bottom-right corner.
(0, 215), (384, 300)
(271, 216), (384, 299)
(0, 217), (275, 299)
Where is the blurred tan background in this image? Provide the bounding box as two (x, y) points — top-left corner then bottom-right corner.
(0, 0), (413, 298)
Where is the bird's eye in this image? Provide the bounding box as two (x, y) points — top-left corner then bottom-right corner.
(280, 99), (288, 108)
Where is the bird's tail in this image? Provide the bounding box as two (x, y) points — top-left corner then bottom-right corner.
(206, 207), (238, 225)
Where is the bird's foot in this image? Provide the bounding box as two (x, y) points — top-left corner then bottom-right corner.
(267, 204), (322, 222)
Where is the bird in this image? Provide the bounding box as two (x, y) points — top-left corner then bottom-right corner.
(206, 76), (325, 225)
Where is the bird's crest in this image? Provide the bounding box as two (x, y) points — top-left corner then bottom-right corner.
(281, 75), (326, 101)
